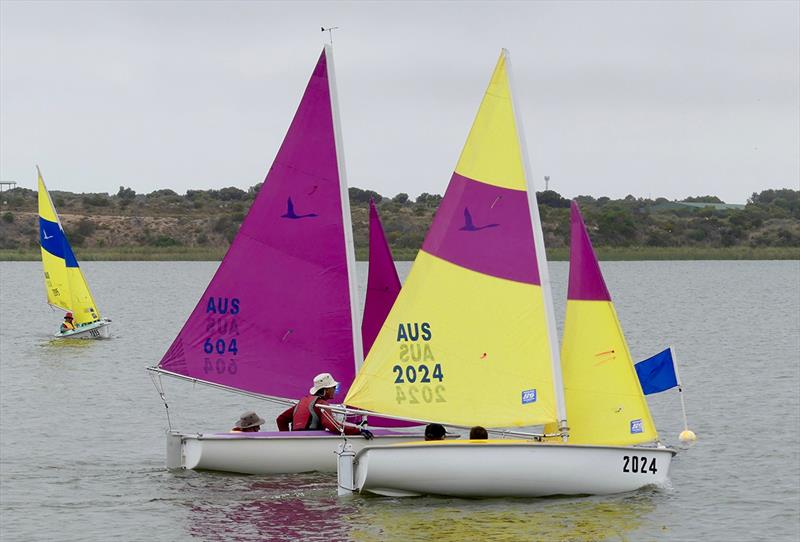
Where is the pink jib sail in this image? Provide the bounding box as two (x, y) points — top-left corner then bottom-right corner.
(359, 199), (416, 428)
(158, 48), (359, 400)
(568, 201), (611, 302)
(361, 199), (401, 356)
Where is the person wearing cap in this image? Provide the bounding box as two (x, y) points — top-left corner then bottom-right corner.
(231, 411), (265, 433)
(276, 373), (373, 439)
(60, 312), (76, 333)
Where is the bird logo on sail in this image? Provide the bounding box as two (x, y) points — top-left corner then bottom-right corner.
(459, 207), (499, 232)
(281, 197), (318, 219)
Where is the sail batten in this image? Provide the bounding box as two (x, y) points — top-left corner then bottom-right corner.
(344, 50), (558, 428)
(157, 48), (359, 400)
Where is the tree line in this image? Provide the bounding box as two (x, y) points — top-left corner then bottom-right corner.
(0, 184), (797, 252)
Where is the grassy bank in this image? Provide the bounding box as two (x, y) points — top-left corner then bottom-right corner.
(3, 245), (798, 262)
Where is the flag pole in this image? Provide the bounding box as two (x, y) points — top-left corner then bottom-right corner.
(670, 345), (696, 441)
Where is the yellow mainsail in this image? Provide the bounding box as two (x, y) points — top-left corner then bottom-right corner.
(544, 202), (658, 445)
(345, 51), (559, 427)
(38, 169), (101, 325)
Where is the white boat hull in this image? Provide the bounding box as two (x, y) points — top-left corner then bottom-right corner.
(54, 319), (112, 339)
(167, 429), (427, 475)
(348, 440), (676, 497)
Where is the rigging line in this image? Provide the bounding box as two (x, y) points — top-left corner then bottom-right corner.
(149, 371), (173, 430)
(146, 367), (296, 407)
(317, 403), (551, 439)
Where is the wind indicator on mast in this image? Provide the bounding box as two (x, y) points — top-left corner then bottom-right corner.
(321, 26), (339, 44)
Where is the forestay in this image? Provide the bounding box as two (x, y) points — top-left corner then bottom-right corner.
(38, 169), (101, 325)
(345, 51), (559, 428)
(544, 202), (658, 445)
(158, 47), (362, 400)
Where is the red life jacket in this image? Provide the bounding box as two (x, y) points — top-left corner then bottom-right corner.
(292, 395), (322, 430)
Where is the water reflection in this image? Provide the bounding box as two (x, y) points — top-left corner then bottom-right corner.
(346, 492), (658, 542)
(184, 473), (353, 542)
(182, 471), (661, 542)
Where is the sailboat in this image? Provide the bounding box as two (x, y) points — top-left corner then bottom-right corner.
(148, 45), (421, 475)
(336, 49), (675, 498)
(38, 167), (111, 339)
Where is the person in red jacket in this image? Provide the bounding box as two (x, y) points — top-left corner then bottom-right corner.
(276, 373), (373, 439)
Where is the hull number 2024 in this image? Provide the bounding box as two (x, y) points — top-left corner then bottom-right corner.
(622, 455), (657, 474)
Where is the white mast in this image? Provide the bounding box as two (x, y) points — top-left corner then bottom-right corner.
(504, 49), (568, 438)
(325, 43), (365, 374)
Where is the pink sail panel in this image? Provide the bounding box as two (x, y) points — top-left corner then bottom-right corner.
(567, 201), (611, 301)
(159, 49), (357, 400)
(361, 199), (401, 356)
(421, 173), (540, 285)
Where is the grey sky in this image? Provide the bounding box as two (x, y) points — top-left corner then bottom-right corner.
(1, 0), (798, 203)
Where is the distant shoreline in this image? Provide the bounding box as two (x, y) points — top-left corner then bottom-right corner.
(2, 246), (797, 262)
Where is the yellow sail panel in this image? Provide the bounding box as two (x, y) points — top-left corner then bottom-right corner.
(454, 51), (526, 191)
(65, 267), (101, 324)
(345, 251), (557, 428)
(37, 172), (59, 223)
(545, 300), (658, 445)
(40, 247), (71, 312)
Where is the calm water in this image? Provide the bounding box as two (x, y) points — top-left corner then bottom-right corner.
(1, 260), (798, 541)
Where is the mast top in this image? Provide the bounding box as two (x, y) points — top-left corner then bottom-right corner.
(321, 26), (339, 45)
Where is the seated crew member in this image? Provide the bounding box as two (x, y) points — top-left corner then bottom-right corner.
(231, 411), (265, 432)
(424, 423), (446, 441)
(276, 373), (373, 439)
(60, 312), (76, 333)
(469, 426), (488, 440)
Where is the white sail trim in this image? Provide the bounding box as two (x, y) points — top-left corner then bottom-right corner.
(325, 43), (365, 374)
(503, 49), (568, 436)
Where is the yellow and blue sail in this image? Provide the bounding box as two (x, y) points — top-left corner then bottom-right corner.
(544, 202), (658, 445)
(345, 51), (558, 428)
(38, 169), (100, 325)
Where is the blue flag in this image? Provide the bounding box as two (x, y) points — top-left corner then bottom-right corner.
(635, 348), (678, 395)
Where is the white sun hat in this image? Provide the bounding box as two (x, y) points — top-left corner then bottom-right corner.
(309, 372), (339, 394)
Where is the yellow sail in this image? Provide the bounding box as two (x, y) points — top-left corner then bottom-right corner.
(544, 202), (658, 445)
(345, 51), (558, 427)
(38, 169), (101, 325)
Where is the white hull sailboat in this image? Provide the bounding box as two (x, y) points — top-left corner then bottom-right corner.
(349, 441), (675, 498)
(55, 319), (111, 339)
(38, 167), (111, 340)
(337, 50), (678, 498)
(149, 45), (423, 474)
(167, 430), (423, 475)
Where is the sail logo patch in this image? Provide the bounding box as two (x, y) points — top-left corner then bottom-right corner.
(281, 197), (318, 219)
(630, 419), (644, 434)
(459, 207), (499, 232)
(521, 389), (537, 404)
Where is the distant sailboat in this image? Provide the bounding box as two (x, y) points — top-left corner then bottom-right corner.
(148, 46), (420, 475)
(38, 167), (111, 339)
(336, 50), (675, 498)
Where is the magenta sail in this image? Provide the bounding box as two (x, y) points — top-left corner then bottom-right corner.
(158, 49), (358, 400)
(567, 201), (611, 301)
(361, 199), (401, 356)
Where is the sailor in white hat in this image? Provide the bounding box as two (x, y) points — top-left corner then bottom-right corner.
(275, 372), (373, 439)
